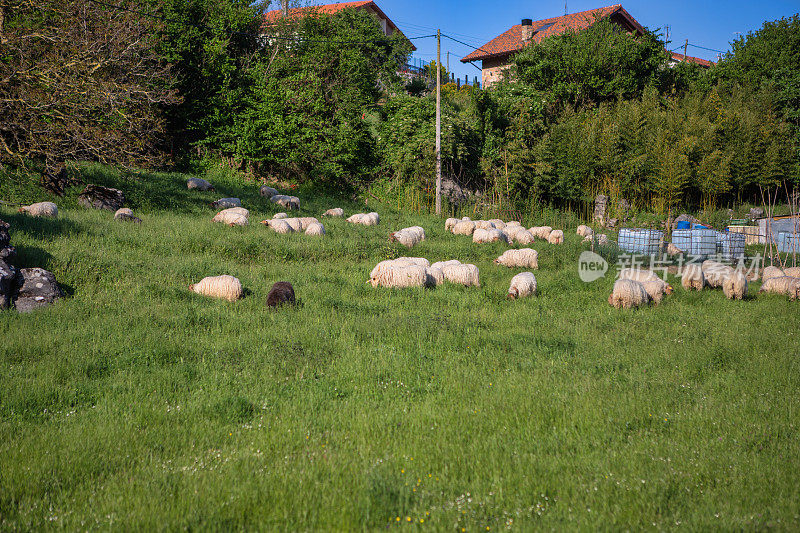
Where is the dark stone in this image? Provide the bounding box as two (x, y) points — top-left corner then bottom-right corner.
(41, 166), (82, 196)
(593, 194), (608, 225)
(0, 260), (18, 310)
(441, 177), (470, 206)
(748, 207), (764, 221)
(618, 198), (631, 216)
(1, 246), (16, 262)
(13, 267), (63, 313)
(266, 281), (295, 308)
(0, 218), (9, 249)
(259, 185), (279, 198)
(115, 213), (142, 224)
(77, 185), (125, 211)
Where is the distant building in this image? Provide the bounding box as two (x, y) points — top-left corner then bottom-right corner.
(667, 51), (715, 69)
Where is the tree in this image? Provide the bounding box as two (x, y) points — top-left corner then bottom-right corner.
(0, 0), (178, 190)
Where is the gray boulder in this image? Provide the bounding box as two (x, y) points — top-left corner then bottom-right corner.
(13, 268), (63, 313)
(748, 207), (764, 221)
(259, 185), (279, 198)
(593, 194), (608, 225)
(441, 177), (470, 206)
(0, 260), (18, 310)
(0, 218), (12, 263)
(78, 185), (125, 211)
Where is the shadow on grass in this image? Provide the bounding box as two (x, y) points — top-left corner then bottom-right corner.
(2, 212), (80, 242)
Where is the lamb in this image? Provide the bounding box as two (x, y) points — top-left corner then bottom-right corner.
(271, 195), (300, 210)
(547, 229), (564, 244)
(702, 260), (735, 288)
(619, 268), (674, 294)
(759, 276), (800, 299)
(681, 264), (705, 291)
(473, 228), (507, 244)
(19, 202), (58, 218)
(390, 226), (425, 248)
(641, 280), (669, 305)
(187, 178), (213, 191)
(445, 218), (460, 232)
(273, 212), (288, 219)
(494, 248), (539, 269)
(608, 279), (651, 309)
(441, 263), (480, 287)
(323, 208), (344, 217)
(576, 225), (593, 238)
(530, 226), (552, 240)
(266, 281), (296, 307)
(507, 272), (537, 299)
(212, 207), (248, 226)
(722, 271), (748, 300)
(305, 222), (325, 236)
(451, 220), (476, 235)
(259, 185), (279, 198)
(262, 219), (294, 234)
(189, 275), (243, 302)
(369, 264), (429, 288)
(211, 197), (241, 209)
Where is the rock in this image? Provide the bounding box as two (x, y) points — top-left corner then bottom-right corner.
(0, 260), (18, 310)
(441, 177), (469, 206)
(41, 166), (82, 196)
(0, 246), (16, 262)
(618, 199), (631, 218)
(187, 178), (214, 191)
(593, 194), (608, 225)
(77, 185), (125, 211)
(672, 213), (701, 230)
(606, 218), (618, 229)
(259, 185), (279, 198)
(748, 207), (764, 221)
(13, 267), (63, 312)
(0, 218), (10, 248)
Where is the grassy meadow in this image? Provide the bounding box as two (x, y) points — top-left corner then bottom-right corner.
(1, 165), (799, 530)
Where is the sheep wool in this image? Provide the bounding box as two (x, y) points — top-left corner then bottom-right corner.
(445, 218), (460, 232)
(187, 178), (213, 191)
(390, 226), (425, 248)
(620, 268), (674, 294)
(212, 207), (248, 226)
(488, 219), (506, 230)
(425, 267), (445, 286)
(597, 234), (609, 246)
(267, 281), (296, 307)
(783, 266), (800, 278)
(547, 229), (564, 244)
(608, 279), (650, 309)
(473, 228), (507, 244)
(271, 195), (300, 210)
(441, 263), (480, 287)
(761, 265), (783, 281)
(369, 258), (430, 280)
(530, 226), (552, 240)
(506, 221), (522, 227)
(211, 198), (241, 209)
(273, 212), (288, 219)
(114, 208), (133, 218)
(722, 271), (748, 300)
(759, 276), (800, 299)
(512, 229), (535, 245)
(681, 264), (705, 291)
(702, 260), (735, 288)
(282, 218), (303, 232)
(19, 202), (58, 218)
(298, 217), (319, 231)
(641, 280), (669, 305)
(461, 216), (471, 221)
(369, 264), (429, 288)
(508, 272), (537, 299)
(305, 222), (325, 236)
(576, 225), (593, 238)
(189, 275), (243, 302)
(430, 260), (461, 270)
(347, 212), (379, 226)
(264, 219), (294, 234)
(323, 208), (344, 217)
(667, 242), (684, 256)
(474, 220), (496, 230)
(452, 220), (475, 235)
(495, 248), (539, 269)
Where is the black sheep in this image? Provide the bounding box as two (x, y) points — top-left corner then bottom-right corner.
(266, 281), (295, 308)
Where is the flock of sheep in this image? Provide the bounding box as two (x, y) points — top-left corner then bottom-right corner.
(12, 178), (800, 308)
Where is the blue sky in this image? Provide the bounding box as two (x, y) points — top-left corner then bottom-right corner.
(363, 0), (800, 83)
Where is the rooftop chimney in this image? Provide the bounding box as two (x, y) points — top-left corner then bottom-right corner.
(521, 19), (534, 42)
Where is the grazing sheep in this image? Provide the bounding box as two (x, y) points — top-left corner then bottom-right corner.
(506, 221), (521, 227)
(441, 263), (480, 287)
(425, 267), (445, 286)
(266, 281), (296, 307)
(259, 185), (279, 198)
(681, 264), (705, 291)
(608, 279), (650, 309)
(667, 242), (684, 256)
(530, 226), (552, 240)
(783, 266), (800, 278)
(189, 275), (243, 302)
(576, 225), (593, 238)
(452, 220), (475, 235)
(271, 195), (300, 210)
(323, 208), (344, 217)
(431, 259), (461, 270)
(305, 222), (325, 236)
(115, 208), (134, 218)
(620, 268), (674, 294)
(503, 224), (525, 241)
(474, 220), (496, 230)
(211, 197), (241, 209)
(273, 212), (288, 219)
(369, 264), (429, 288)
(262, 219), (294, 234)
(495, 248), (539, 269)
(508, 272), (537, 299)
(461, 216), (471, 221)
(347, 212), (379, 226)
(488, 219), (506, 229)
(19, 202), (58, 218)
(212, 207), (248, 226)
(369, 258), (431, 280)
(759, 276), (800, 299)
(547, 229), (564, 244)
(445, 218), (460, 232)
(702, 260), (735, 288)
(281, 218), (303, 232)
(298, 217), (319, 231)
(473, 228), (507, 244)
(511, 229), (535, 245)
(390, 226), (425, 248)
(762, 265), (783, 282)
(722, 271), (748, 300)
(641, 280), (670, 305)
(114, 208), (141, 224)
(187, 178), (213, 191)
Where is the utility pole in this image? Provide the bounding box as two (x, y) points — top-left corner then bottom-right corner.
(447, 51), (450, 76)
(282, 0), (288, 17)
(435, 29), (442, 216)
(684, 39), (688, 61)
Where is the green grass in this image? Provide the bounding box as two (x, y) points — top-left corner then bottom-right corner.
(1, 164), (799, 530)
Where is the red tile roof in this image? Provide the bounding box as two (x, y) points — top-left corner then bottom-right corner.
(461, 4), (644, 63)
(263, 1), (415, 50)
(669, 51), (715, 68)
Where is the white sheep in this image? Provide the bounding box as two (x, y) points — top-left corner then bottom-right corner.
(784, 267), (800, 278)
(759, 276), (800, 299)
(640, 280), (669, 305)
(298, 217), (319, 231)
(441, 263), (480, 287)
(19, 202), (58, 218)
(620, 268), (674, 294)
(212, 207), (248, 226)
(702, 260), (735, 288)
(347, 212), (379, 226)
(585, 233), (610, 245)
(474, 220), (496, 230)
(211, 197), (241, 209)
(189, 275), (243, 302)
(506, 221), (522, 227)
(390, 226), (426, 248)
(494, 248), (539, 269)
(488, 219), (506, 229)
(576, 225), (593, 238)
(547, 229), (564, 244)
(430, 259), (461, 270)
(271, 195), (300, 210)
(263, 219), (294, 234)
(445, 218), (460, 232)
(530, 226), (552, 240)
(305, 222), (325, 236)
(452, 220), (475, 235)
(681, 264), (705, 291)
(722, 271), (748, 300)
(369, 264), (429, 288)
(608, 279), (650, 309)
(282, 218), (303, 232)
(508, 272), (537, 299)
(425, 267), (445, 286)
(512, 229), (535, 245)
(667, 242), (684, 256)
(114, 207), (134, 218)
(762, 265), (784, 282)
(473, 228), (507, 244)
(323, 208), (344, 217)
(187, 178), (213, 191)
(273, 212), (288, 219)
(369, 258), (430, 280)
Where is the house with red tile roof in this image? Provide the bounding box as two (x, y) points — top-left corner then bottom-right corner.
(668, 51), (715, 69)
(460, 5), (646, 88)
(262, 1), (415, 51)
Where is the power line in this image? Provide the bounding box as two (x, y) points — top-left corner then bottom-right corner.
(688, 43), (726, 54)
(441, 34), (494, 58)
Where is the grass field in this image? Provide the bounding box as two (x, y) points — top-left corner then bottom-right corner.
(1, 165), (799, 530)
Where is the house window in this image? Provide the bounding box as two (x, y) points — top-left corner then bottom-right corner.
(535, 22), (556, 33)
